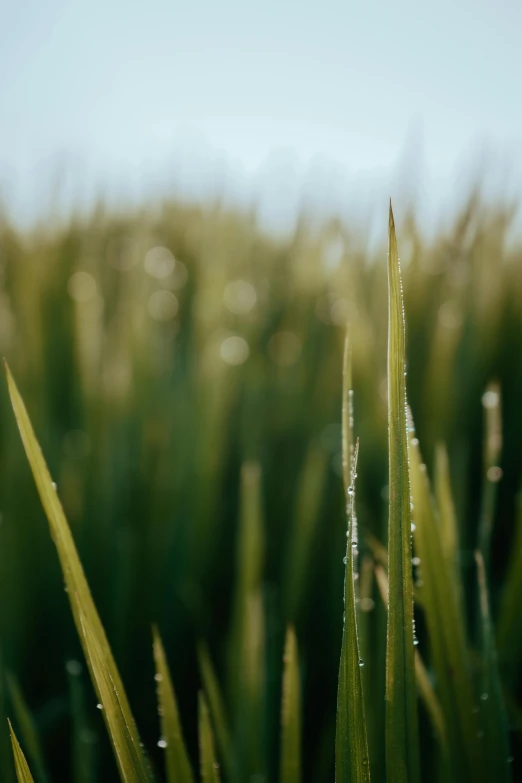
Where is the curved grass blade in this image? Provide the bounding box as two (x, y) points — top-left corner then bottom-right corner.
(152, 627), (194, 783)
(8, 721), (35, 783)
(6, 675), (48, 783)
(475, 552), (511, 782)
(385, 204), (420, 783)
(4, 364), (152, 783)
(199, 692), (221, 783)
(280, 626), (301, 783)
(335, 335), (370, 782)
(197, 642), (232, 778)
(409, 431), (483, 781)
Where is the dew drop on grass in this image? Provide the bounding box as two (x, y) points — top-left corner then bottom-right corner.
(154, 673), (163, 682)
(412, 557), (421, 566)
(411, 523), (416, 532)
(52, 481), (57, 491)
(480, 693), (489, 701)
(413, 638), (419, 646)
(358, 659), (364, 667)
(96, 703), (103, 710)
(343, 557), (347, 565)
(347, 485), (354, 496)
(157, 738), (168, 749)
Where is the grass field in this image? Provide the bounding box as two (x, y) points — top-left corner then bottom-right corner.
(0, 194), (520, 781)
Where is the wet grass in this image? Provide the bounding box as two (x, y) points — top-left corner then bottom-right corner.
(0, 195), (520, 781)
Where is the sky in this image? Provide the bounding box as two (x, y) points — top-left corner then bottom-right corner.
(1, 0), (522, 231)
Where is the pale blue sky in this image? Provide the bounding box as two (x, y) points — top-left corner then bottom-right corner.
(1, 0), (521, 227)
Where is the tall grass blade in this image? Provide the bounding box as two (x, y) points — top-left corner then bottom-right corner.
(408, 430), (482, 780)
(478, 383), (502, 572)
(385, 204), (420, 782)
(375, 565), (447, 757)
(199, 692), (221, 783)
(6, 675), (48, 783)
(434, 443), (463, 606)
(152, 627), (194, 783)
(8, 721), (35, 783)
(335, 334), (370, 782)
(475, 552), (511, 782)
(280, 626), (301, 783)
(4, 364), (152, 783)
(197, 642), (232, 778)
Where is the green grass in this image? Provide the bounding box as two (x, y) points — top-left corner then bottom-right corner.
(0, 195), (520, 780)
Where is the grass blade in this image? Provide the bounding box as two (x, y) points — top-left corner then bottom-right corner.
(6, 675), (48, 783)
(335, 335), (370, 782)
(8, 721), (35, 783)
(385, 204), (420, 782)
(199, 692), (221, 783)
(478, 383), (502, 571)
(197, 642), (232, 778)
(4, 364), (152, 783)
(475, 552), (512, 782)
(280, 626), (301, 783)
(408, 430), (483, 780)
(152, 627), (194, 783)
(375, 565), (447, 757)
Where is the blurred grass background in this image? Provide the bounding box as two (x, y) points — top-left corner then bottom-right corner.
(0, 193), (521, 780)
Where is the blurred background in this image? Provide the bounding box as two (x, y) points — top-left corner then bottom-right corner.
(0, 1), (521, 781)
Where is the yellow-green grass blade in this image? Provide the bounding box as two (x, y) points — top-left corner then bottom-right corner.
(385, 204), (420, 783)
(77, 610), (151, 782)
(8, 721), (35, 783)
(335, 335), (370, 783)
(152, 627), (194, 783)
(6, 675), (48, 783)
(478, 383), (502, 572)
(434, 443), (463, 609)
(280, 626), (301, 783)
(408, 433), (483, 781)
(197, 642), (232, 778)
(375, 565), (447, 758)
(475, 553), (512, 782)
(199, 692), (221, 783)
(497, 492), (522, 687)
(5, 364), (152, 783)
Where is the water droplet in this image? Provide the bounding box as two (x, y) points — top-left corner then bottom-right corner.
(347, 486), (354, 496)
(157, 738), (168, 749)
(411, 523), (416, 532)
(359, 659), (364, 667)
(480, 693), (489, 701)
(96, 703), (103, 710)
(413, 638), (419, 646)
(343, 557), (347, 565)
(411, 437), (419, 446)
(351, 541), (357, 547)
(412, 557), (421, 566)
(51, 481), (57, 491)
(507, 756), (514, 763)
(154, 673), (163, 682)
